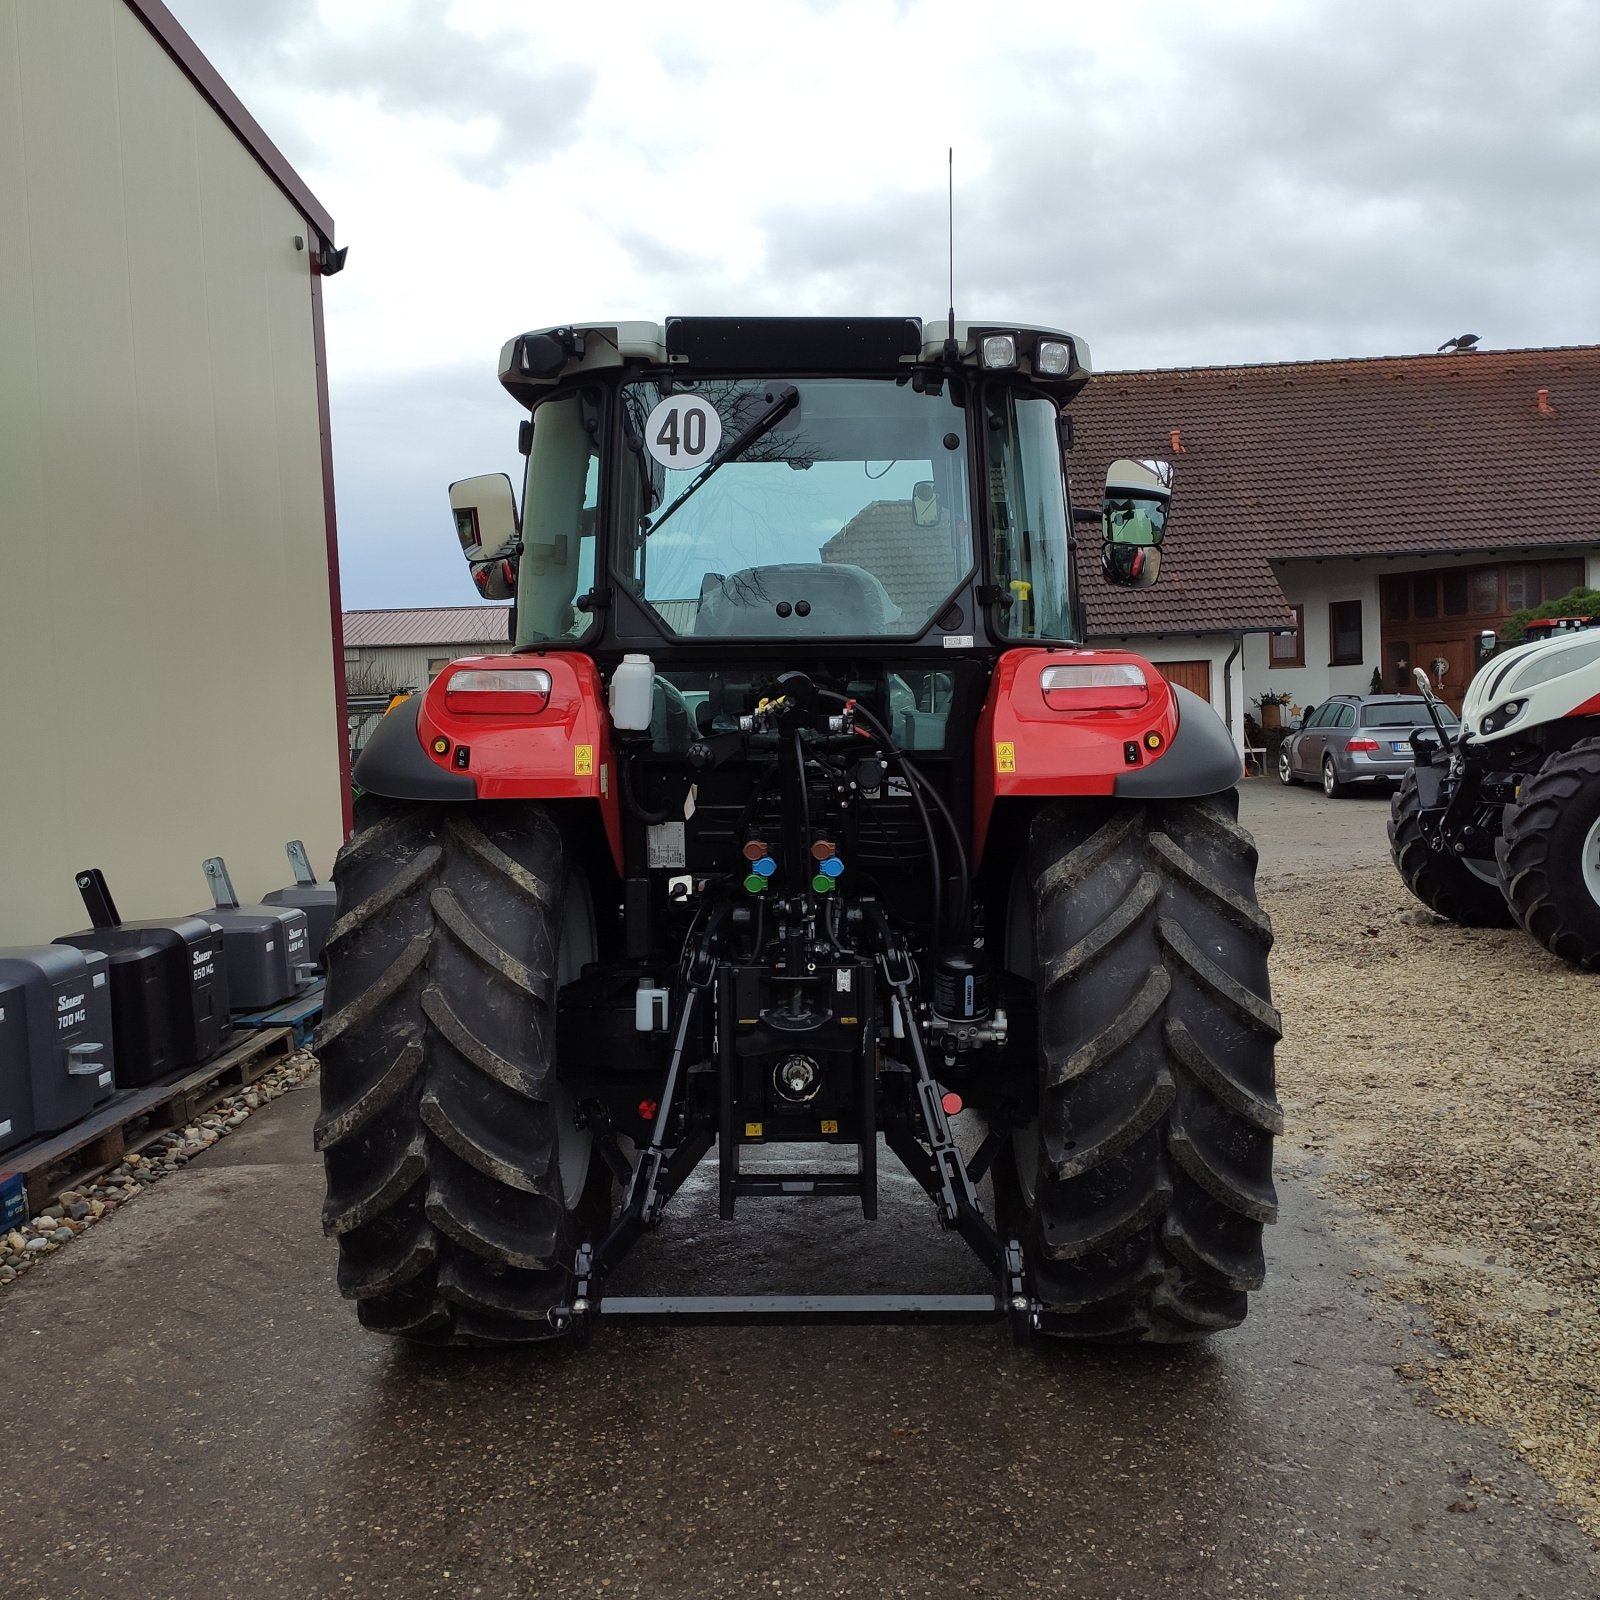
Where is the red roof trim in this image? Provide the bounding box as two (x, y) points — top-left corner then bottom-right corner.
(121, 0), (335, 244)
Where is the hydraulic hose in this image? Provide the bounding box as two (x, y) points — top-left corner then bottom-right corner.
(821, 690), (970, 940)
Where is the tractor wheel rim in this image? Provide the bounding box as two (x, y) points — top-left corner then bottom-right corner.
(1583, 814), (1600, 908)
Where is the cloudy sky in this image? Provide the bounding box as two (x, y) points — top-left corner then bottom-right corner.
(170, 0), (1599, 610)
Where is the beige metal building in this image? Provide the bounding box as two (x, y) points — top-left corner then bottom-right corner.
(0, 0), (348, 943)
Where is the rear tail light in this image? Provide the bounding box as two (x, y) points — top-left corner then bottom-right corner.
(443, 666), (553, 715)
(1040, 662), (1150, 710)
(1346, 737), (1380, 752)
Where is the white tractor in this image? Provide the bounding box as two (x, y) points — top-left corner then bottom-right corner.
(1390, 618), (1600, 968)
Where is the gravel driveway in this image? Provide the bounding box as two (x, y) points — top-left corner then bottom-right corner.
(1242, 778), (1600, 1535)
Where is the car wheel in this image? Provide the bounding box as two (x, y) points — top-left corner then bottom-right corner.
(1322, 756), (1348, 798)
(1277, 745), (1296, 786)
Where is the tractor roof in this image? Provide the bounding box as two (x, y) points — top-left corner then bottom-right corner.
(497, 317), (1092, 406)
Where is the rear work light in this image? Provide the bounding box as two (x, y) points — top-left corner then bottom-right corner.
(1036, 339), (1072, 375)
(981, 333), (1018, 369)
(443, 667), (553, 715)
(1345, 738), (1380, 752)
(1040, 662), (1150, 711)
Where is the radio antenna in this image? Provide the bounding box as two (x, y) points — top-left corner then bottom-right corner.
(944, 147), (959, 363)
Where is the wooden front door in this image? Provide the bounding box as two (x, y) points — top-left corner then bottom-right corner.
(1380, 558), (1587, 712)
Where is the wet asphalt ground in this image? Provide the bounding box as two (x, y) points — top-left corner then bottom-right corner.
(3, 780), (1595, 1598)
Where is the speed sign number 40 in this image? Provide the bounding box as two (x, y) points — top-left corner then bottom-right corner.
(644, 394), (723, 472)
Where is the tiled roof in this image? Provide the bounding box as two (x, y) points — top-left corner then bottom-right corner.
(343, 606), (511, 648)
(823, 500), (955, 620)
(1072, 345), (1600, 637)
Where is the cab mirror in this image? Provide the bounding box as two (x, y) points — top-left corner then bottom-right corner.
(450, 473), (520, 563)
(911, 481), (940, 527)
(1101, 458), (1172, 589)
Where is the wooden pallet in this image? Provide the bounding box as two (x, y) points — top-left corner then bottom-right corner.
(6, 1025), (297, 1214)
(232, 978), (325, 1048)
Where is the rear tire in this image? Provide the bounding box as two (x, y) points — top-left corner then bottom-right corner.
(1494, 737), (1600, 970)
(1001, 794), (1282, 1342)
(315, 797), (609, 1344)
(1388, 768), (1513, 927)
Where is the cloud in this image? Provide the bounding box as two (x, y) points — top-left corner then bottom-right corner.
(331, 362), (524, 608)
(162, 0), (1600, 606)
(176, 0), (596, 185)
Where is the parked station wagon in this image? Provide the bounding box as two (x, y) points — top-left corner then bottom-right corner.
(1278, 694), (1459, 797)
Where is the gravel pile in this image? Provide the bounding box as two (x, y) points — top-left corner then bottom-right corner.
(0, 1048), (318, 1289)
(1268, 863), (1600, 1535)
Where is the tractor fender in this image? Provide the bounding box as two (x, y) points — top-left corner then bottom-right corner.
(354, 697), (478, 801)
(973, 647), (1186, 866)
(371, 653), (624, 871)
(1112, 686), (1243, 799)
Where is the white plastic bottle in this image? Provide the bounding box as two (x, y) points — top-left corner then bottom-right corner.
(609, 654), (655, 731)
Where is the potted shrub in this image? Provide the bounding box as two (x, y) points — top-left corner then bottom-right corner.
(1253, 689), (1292, 730)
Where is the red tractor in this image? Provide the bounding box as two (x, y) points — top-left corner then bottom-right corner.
(318, 318), (1280, 1345)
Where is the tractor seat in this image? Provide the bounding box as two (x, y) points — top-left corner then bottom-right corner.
(693, 563), (904, 637)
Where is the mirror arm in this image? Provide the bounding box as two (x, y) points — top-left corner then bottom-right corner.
(1071, 505), (1102, 525)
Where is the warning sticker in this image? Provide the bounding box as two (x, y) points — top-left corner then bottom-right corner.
(744, 1121), (764, 1138)
(574, 744), (594, 776)
(644, 394), (722, 471)
(820, 1120), (839, 1135)
(995, 741), (1017, 773)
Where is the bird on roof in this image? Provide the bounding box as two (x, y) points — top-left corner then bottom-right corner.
(1436, 334), (1480, 353)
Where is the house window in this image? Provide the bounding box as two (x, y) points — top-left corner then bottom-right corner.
(1441, 569), (1469, 616)
(427, 656), (451, 681)
(1410, 574), (1437, 619)
(1269, 604), (1305, 667)
(1329, 600), (1363, 665)
(1470, 568), (1500, 614)
(1543, 558), (1584, 602)
(1505, 564), (1537, 610)
(1382, 576), (1408, 621)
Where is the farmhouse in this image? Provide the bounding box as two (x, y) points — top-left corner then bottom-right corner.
(1073, 345), (1600, 739)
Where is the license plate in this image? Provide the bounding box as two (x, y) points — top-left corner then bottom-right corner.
(1390, 742), (1409, 753)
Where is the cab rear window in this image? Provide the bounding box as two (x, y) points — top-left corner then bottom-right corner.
(1361, 700), (1457, 728)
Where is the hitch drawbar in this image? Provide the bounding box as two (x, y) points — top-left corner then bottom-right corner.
(552, 1242), (1034, 1341)
(547, 948), (1041, 1342)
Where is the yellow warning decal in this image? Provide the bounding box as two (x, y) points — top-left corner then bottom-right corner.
(995, 741), (1017, 773)
(744, 1121), (763, 1138)
(821, 1119), (839, 1135)
(574, 744), (594, 776)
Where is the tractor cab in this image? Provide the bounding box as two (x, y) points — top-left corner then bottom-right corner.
(450, 317), (1168, 658)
